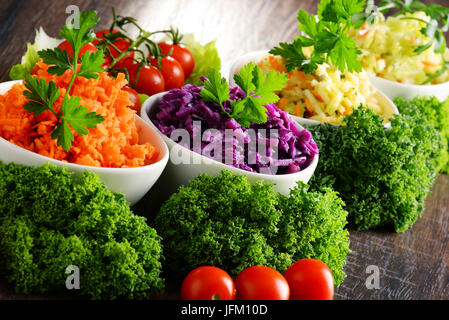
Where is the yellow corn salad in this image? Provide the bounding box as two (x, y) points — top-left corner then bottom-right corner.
(257, 54), (385, 124)
(348, 11), (449, 85)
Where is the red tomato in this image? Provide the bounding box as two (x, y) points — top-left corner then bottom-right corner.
(126, 63), (165, 96)
(149, 56), (185, 90)
(283, 259), (334, 300)
(181, 266), (236, 300)
(122, 86), (142, 113)
(158, 42), (195, 79)
(57, 41), (97, 59)
(235, 266), (290, 300)
(93, 29), (134, 69)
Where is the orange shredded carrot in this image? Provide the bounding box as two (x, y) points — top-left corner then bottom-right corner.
(268, 55), (286, 72)
(359, 22), (369, 37)
(0, 60), (158, 168)
(294, 104), (301, 117)
(304, 98), (315, 112)
(295, 71), (313, 90)
(278, 98), (288, 110)
(422, 61), (436, 68)
(313, 91), (324, 102)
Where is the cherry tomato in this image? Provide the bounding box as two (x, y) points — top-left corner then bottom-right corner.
(149, 56), (185, 90)
(122, 86), (142, 113)
(57, 41), (97, 59)
(158, 42), (195, 79)
(181, 266), (236, 300)
(126, 63), (165, 96)
(283, 259), (334, 300)
(93, 29), (134, 69)
(235, 266), (290, 300)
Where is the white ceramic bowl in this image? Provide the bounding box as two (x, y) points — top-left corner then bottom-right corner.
(0, 80), (169, 206)
(368, 75), (449, 102)
(229, 50), (400, 128)
(140, 92), (319, 196)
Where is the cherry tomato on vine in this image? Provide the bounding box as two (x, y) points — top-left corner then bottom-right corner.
(122, 86), (142, 113)
(149, 55), (185, 90)
(57, 41), (97, 59)
(158, 42), (195, 79)
(235, 266), (290, 300)
(283, 259), (334, 300)
(126, 63), (165, 96)
(181, 266), (236, 300)
(92, 29), (134, 69)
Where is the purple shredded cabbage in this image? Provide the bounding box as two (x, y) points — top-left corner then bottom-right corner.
(151, 84), (318, 175)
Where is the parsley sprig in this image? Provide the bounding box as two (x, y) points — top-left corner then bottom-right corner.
(23, 11), (105, 151)
(270, 0), (365, 74)
(200, 63), (287, 128)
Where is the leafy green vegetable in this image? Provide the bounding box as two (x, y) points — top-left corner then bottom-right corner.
(0, 162), (164, 299)
(154, 170), (350, 285)
(319, 0), (366, 22)
(9, 43), (40, 80)
(306, 105), (442, 232)
(394, 96), (449, 174)
(201, 63), (287, 127)
(9, 27), (62, 80)
(200, 69), (230, 107)
(139, 93), (150, 105)
(182, 33), (221, 86)
(22, 76), (60, 116)
(270, 2), (364, 74)
(23, 10), (105, 151)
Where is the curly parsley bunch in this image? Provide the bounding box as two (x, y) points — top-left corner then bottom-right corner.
(307, 104), (443, 232)
(154, 170), (350, 285)
(0, 163), (164, 299)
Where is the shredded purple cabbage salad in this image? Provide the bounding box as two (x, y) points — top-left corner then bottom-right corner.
(151, 83), (318, 175)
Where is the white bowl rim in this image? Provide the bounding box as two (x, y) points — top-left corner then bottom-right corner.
(0, 80), (169, 173)
(140, 92), (319, 181)
(368, 73), (449, 89)
(228, 50), (400, 127)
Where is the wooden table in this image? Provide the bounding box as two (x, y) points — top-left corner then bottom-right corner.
(0, 0), (448, 300)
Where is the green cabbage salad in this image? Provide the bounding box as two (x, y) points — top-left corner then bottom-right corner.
(349, 9), (449, 85)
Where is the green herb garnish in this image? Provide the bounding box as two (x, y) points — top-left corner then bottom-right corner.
(23, 11), (105, 151)
(270, 0), (365, 74)
(200, 63), (287, 128)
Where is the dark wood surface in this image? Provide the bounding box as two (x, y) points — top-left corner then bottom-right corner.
(0, 0), (448, 300)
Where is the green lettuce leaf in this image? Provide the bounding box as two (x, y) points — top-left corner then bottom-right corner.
(9, 27), (62, 80)
(139, 93), (149, 105)
(9, 43), (40, 80)
(182, 33), (221, 86)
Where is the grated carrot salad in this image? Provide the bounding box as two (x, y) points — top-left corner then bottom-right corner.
(0, 61), (158, 168)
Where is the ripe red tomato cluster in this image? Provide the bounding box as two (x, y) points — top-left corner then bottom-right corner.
(180, 259), (334, 300)
(57, 30), (195, 111)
